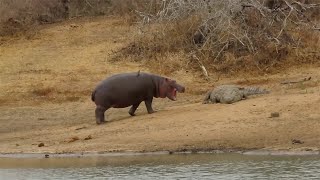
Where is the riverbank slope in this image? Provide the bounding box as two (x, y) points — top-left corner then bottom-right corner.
(0, 17), (319, 154)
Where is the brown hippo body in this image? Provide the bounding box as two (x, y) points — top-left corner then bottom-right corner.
(92, 72), (185, 124)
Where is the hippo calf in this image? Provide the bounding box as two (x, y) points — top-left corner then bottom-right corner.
(91, 72), (185, 124)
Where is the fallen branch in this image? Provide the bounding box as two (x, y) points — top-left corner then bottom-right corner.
(280, 77), (312, 84)
(191, 54), (209, 81)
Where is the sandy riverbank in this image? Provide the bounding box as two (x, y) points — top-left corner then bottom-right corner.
(0, 17), (319, 155)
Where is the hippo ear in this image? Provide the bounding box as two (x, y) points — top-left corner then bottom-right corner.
(165, 78), (169, 82)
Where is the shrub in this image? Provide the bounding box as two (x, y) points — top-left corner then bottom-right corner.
(113, 0), (320, 74)
(0, 0), (152, 36)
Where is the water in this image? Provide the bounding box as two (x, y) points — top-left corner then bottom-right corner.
(0, 153), (320, 179)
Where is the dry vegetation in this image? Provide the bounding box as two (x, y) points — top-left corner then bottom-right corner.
(0, 0), (151, 36)
(1, 1), (319, 76)
(1, 1), (320, 154)
(111, 0), (320, 76)
(0, 0), (319, 105)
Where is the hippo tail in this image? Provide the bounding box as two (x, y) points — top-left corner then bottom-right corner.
(91, 90), (96, 102)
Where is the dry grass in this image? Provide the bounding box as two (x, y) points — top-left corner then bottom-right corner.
(0, 0), (157, 36)
(0, 0), (66, 36)
(111, 15), (201, 74)
(0, 2), (319, 108)
(0, 98), (8, 106)
(30, 86), (85, 102)
(111, 0), (320, 75)
(3, 1), (317, 76)
(1, 7), (320, 154)
(113, 23), (319, 76)
(0, 17), (135, 106)
(32, 87), (55, 97)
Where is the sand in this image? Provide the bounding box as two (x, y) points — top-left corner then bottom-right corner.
(0, 17), (319, 154)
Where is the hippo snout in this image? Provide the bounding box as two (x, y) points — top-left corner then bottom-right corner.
(177, 83), (185, 92)
(179, 86), (185, 93)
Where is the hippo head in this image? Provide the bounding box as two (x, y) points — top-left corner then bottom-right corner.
(160, 78), (185, 101)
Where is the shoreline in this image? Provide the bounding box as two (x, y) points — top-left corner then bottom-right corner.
(1, 92), (319, 156)
(1, 149), (319, 159)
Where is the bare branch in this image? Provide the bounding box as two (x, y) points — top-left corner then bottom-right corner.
(134, 0), (319, 73)
(191, 54), (209, 81)
(84, 0), (93, 8)
(276, 0), (294, 39)
(213, 42), (229, 62)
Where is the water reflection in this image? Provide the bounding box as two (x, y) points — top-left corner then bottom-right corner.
(0, 154), (320, 179)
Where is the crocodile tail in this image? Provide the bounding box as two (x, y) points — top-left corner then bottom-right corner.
(202, 90), (212, 104)
(91, 90), (96, 102)
(243, 87), (270, 96)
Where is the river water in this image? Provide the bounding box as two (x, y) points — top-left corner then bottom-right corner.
(0, 153), (320, 179)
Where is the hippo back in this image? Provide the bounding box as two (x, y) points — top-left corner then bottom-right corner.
(93, 73), (161, 108)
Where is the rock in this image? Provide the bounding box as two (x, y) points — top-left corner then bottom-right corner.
(68, 136), (79, 143)
(292, 139), (304, 144)
(38, 142), (45, 147)
(70, 24), (79, 28)
(38, 15), (54, 24)
(84, 135), (92, 140)
(75, 126), (87, 131)
(270, 112), (280, 118)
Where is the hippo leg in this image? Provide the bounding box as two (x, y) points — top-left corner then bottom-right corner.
(95, 105), (109, 124)
(145, 97), (155, 114)
(129, 102), (141, 116)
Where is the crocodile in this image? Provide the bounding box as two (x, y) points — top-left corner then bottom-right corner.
(203, 85), (269, 104)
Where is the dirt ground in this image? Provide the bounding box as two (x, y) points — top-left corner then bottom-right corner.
(0, 17), (319, 154)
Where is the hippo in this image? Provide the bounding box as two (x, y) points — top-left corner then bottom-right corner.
(91, 72), (185, 124)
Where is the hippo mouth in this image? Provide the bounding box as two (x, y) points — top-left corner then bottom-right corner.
(168, 88), (177, 101)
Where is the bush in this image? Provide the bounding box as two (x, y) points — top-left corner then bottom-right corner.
(113, 0), (320, 74)
(0, 0), (152, 36)
(0, 0), (66, 36)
